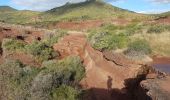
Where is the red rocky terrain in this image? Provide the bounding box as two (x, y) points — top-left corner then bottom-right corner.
(0, 23), (170, 100)
(53, 33), (151, 100)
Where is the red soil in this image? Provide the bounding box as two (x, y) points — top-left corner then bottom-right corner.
(156, 17), (170, 24)
(54, 20), (104, 30)
(0, 25), (45, 43)
(0, 25), (46, 66)
(148, 17), (170, 25)
(4, 52), (41, 67)
(111, 19), (130, 25)
(159, 76), (170, 93)
(152, 56), (170, 64)
(51, 19), (130, 30)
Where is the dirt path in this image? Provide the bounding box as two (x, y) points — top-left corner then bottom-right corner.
(53, 33), (147, 100)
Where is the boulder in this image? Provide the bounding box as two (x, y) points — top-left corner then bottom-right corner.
(140, 74), (170, 100)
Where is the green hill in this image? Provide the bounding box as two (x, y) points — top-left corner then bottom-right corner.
(0, 0), (149, 25)
(0, 6), (17, 12)
(0, 10), (40, 24)
(40, 0), (146, 22)
(160, 11), (170, 15)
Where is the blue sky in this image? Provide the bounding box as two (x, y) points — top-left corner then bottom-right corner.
(108, 0), (170, 13)
(0, 0), (170, 13)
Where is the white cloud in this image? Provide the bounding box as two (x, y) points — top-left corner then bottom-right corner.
(149, 0), (170, 4)
(11, 0), (86, 11)
(137, 9), (170, 14)
(107, 0), (126, 3)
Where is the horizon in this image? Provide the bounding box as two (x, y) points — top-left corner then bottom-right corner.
(0, 0), (170, 14)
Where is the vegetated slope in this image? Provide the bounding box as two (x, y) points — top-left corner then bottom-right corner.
(0, 6), (17, 12)
(0, 1), (150, 27)
(0, 8), (40, 24)
(41, 0), (146, 22)
(158, 11), (170, 17)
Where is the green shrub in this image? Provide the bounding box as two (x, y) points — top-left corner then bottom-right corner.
(89, 32), (128, 50)
(52, 85), (81, 100)
(25, 41), (58, 62)
(31, 56), (85, 100)
(43, 30), (68, 47)
(147, 25), (170, 33)
(126, 39), (151, 55)
(0, 56), (85, 100)
(124, 24), (143, 36)
(102, 24), (119, 33)
(2, 38), (26, 52)
(42, 56), (85, 83)
(30, 71), (54, 100)
(0, 60), (40, 100)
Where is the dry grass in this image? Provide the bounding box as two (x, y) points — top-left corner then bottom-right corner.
(131, 32), (170, 56)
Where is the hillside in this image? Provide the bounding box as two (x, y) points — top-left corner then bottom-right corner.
(0, 10), (40, 24)
(0, 6), (17, 12)
(0, 0), (150, 26)
(159, 11), (170, 16)
(40, 0), (147, 22)
(27, 0), (150, 29)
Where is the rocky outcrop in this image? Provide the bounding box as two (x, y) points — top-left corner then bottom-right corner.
(139, 73), (170, 100)
(103, 50), (138, 67)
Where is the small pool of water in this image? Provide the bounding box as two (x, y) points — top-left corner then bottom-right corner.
(152, 64), (170, 74)
(152, 57), (170, 74)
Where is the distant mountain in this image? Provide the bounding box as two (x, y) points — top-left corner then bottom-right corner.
(40, 0), (147, 22)
(0, 1), (149, 25)
(47, 0), (129, 14)
(0, 6), (17, 12)
(159, 11), (170, 17)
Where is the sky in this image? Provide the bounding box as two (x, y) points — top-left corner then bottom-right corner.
(0, 0), (170, 14)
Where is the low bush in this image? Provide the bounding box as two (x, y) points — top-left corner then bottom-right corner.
(2, 38), (26, 52)
(30, 71), (54, 100)
(31, 56), (85, 100)
(42, 56), (85, 83)
(124, 23), (143, 36)
(0, 60), (40, 100)
(102, 24), (120, 33)
(52, 85), (81, 100)
(89, 32), (128, 50)
(0, 56), (85, 100)
(125, 39), (151, 56)
(25, 41), (58, 62)
(147, 25), (170, 33)
(43, 30), (68, 47)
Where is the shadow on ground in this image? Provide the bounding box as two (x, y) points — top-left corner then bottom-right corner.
(82, 76), (152, 100)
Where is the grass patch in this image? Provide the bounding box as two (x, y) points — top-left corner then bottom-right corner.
(25, 41), (58, 62)
(123, 23), (144, 36)
(125, 39), (152, 56)
(89, 31), (128, 51)
(2, 38), (26, 52)
(147, 24), (170, 33)
(43, 29), (68, 47)
(52, 85), (81, 100)
(42, 56), (85, 83)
